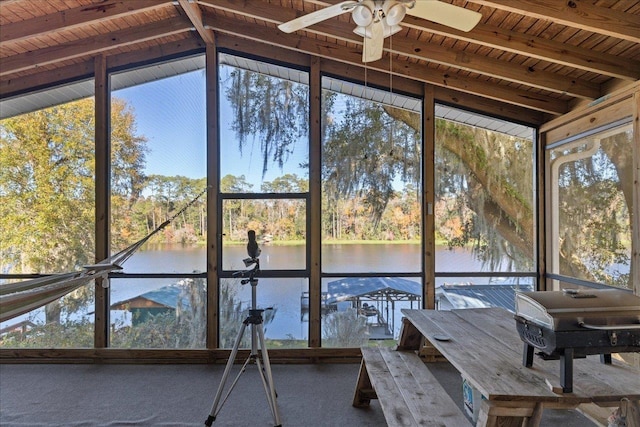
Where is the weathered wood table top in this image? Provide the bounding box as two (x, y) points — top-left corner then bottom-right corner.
(401, 307), (640, 426)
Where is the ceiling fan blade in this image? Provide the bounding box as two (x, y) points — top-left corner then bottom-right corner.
(405, 0), (481, 32)
(278, 1), (359, 33)
(362, 20), (384, 63)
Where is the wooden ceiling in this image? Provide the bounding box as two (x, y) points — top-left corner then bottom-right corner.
(1, 0), (639, 125)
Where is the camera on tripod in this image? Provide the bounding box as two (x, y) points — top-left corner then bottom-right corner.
(238, 230), (261, 281)
(205, 229), (281, 427)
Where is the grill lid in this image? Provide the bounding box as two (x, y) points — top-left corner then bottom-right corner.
(515, 289), (640, 330)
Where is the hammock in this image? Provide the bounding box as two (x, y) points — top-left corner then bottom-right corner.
(0, 187), (208, 323)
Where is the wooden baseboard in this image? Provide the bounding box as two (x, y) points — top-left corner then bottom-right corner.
(0, 347), (363, 364)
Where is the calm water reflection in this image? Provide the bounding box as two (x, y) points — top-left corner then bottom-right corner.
(130, 242), (488, 273)
(110, 243), (491, 340)
(0, 243), (515, 342)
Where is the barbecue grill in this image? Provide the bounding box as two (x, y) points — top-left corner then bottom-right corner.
(514, 289), (640, 393)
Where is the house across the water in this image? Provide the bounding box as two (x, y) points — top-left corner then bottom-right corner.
(111, 285), (190, 326)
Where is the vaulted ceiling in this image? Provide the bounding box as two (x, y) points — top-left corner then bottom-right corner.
(1, 0), (639, 125)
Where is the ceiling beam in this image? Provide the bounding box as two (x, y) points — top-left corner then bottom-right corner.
(399, 17), (640, 82)
(1, 38), (205, 99)
(367, 27), (600, 99)
(467, 0), (640, 44)
(177, 0), (216, 45)
(198, 1), (599, 99)
(204, 14), (568, 115)
(287, 0), (640, 81)
(0, 17), (192, 77)
(0, 61), (94, 98)
(0, 0), (170, 44)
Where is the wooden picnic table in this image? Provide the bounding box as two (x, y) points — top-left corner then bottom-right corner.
(400, 307), (640, 427)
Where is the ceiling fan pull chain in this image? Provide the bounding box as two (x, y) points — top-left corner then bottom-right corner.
(364, 50), (369, 157)
(389, 32), (394, 157)
(364, 52), (368, 89)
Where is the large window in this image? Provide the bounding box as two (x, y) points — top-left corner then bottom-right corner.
(218, 54), (310, 347)
(0, 50), (555, 354)
(109, 60), (207, 348)
(547, 120), (633, 290)
(321, 77), (423, 345)
(1, 93), (97, 348)
(434, 105), (537, 312)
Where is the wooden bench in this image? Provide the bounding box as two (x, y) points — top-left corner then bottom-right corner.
(353, 346), (472, 427)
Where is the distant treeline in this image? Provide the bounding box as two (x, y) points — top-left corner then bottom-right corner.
(113, 173), (422, 251)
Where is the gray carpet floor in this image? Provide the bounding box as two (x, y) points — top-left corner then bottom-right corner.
(0, 362), (596, 426)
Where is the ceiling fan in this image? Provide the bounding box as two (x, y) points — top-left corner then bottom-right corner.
(278, 1), (482, 63)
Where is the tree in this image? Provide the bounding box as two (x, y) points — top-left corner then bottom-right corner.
(224, 67), (309, 177)
(223, 68), (632, 285)
(110, 99), (148, 250)
(220, 174), (253, 241)
(322, 97), (420, 227)
(260, 173), (308, 193)
(128, 174), (207, 246)
(554, 134), (632, 288)
(434, 120), (535, 270)
(0, 97), (147, 323)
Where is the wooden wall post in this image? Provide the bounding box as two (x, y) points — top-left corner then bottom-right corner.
(537, 131), (547, 291)
(633, 89), (639, 299)
(423, 84), (435, 309)
(205, 41), (219, 350)
(94, 54), (110, 348)
(633, 88), (640, 368)
(308, 57), (322, 347)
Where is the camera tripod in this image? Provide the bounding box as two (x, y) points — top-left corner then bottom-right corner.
(205, 257), (282, 427)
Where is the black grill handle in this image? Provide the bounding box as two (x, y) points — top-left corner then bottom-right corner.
(578, 321), (640, 331)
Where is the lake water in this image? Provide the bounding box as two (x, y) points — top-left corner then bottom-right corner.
(2, 242), (630, 342)
(119, 242), (492, 276)
(108, 243), (497, 341)
(1, 243), (521, 341)
(0, 243), (512, 339)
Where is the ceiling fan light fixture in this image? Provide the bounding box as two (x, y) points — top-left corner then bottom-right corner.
(383, 1), (406, 26)
(278, 0), (481, 63)
(352, 2), (374, 27)
(355, 22), (399, 39)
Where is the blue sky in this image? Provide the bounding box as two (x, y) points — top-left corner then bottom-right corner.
(113, 68), (308, 187)
(113, 71), (207, 180)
